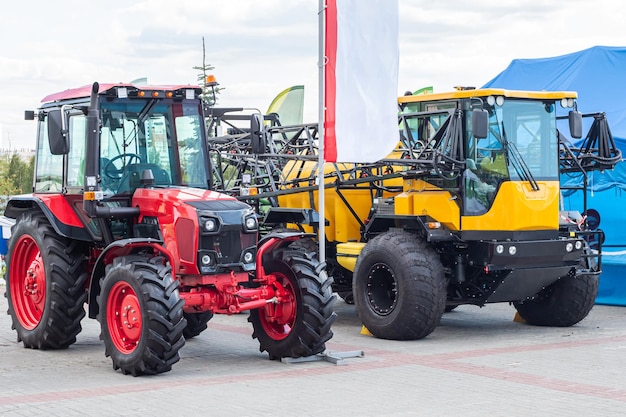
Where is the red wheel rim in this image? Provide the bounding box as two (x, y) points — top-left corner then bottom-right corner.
(259, 272), (297, 340)
(107, 281), (142, 354)
(10, 235), (46, 330)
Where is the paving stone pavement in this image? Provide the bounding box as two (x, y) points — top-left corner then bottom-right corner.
(0, 282), (624, 416)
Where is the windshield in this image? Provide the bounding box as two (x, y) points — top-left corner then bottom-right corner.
(464, 99), (559, 214)
(99, 98), (207, 195)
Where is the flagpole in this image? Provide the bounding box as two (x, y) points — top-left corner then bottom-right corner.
(317, 0), (326, 268)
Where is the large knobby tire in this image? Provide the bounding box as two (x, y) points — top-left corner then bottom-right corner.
(353, 231), (446, 340)
(97, 255), (186, 376)
(268, 228), (355, 305)
(248, 244), (336, 359)
(288, 235), (356, 305)
(5, 212), (87, 349)
(513, 274), (598, 327)
(183, 311), (214, 339)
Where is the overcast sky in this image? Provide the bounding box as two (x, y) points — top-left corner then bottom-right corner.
(1, 0), (624, 149)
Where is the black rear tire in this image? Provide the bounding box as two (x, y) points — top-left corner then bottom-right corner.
(249, 243), (336, 359)
(183, 311), (214, 339)
(338, 291), (355, 304)
(353, 231), (446, 340)
(5, 212), (87, 349)
(513, 274), (598, 327)
(97, 255), (186, 376)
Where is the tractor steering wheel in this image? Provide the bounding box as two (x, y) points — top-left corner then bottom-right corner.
(103, 154), (143, 179)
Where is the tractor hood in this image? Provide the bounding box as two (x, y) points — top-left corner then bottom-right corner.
(129, 186), (248, 223)
(132, 186), (238, 204)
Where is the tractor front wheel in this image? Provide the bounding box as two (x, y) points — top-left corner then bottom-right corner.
(353, 231), (447, 340)
(5, 212), (87, 349)
(249, 244), (336, 359)
(97, 255), (186, 376)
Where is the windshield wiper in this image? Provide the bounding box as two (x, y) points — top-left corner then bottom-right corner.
(503, 129), (540, 191)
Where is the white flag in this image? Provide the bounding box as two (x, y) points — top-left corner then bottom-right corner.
(324, 0), (400, 163)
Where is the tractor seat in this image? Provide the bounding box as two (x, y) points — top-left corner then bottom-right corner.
(118, 164), (171, 193)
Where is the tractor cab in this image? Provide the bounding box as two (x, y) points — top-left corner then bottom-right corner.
(28, 83), (212, 244)
(38, 83), (208, 196)
(398, 89), (583, 221)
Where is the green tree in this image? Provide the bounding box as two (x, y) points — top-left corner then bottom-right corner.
(0, 175), (19, 213)
(6, 153), (33, 194)
(193, 36), (223, 106)
(0, 153), (33, 213)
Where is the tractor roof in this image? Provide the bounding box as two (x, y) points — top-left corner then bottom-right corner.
(41, 83), (202, 103)
(398, 88), (578, 105)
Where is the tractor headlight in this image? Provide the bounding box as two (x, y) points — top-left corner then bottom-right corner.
(201, 254), (213, 265)
(244, 215), (258, 232)
(204, 218), (218, 233)
(243, 250), (255, 264)
(575, 240), (583, 250)
(566, 242), (574, 253)
(198, 251), (218, 272)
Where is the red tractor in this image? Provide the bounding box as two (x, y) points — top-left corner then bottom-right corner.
(4, 82), (336, 375)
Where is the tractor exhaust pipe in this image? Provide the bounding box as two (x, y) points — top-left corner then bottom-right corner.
(84, 82), (101, 217)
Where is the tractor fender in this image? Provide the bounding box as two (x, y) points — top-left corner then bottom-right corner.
(363, 213), (456, 242)
(87, 238), (175, 319)
(255, 231), (320, 280)
(257, 230), (316, 250)
(5, 194), (92, 241)
(262, 207), (321, 227)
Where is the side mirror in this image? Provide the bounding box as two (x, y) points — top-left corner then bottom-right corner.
(569, 110), (583, 139)
(250, 113), (266, 154)
(471, 109), (488, 139)
(47, 109), (70, 155)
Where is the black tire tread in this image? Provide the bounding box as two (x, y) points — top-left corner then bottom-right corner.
(97, 255), (186, 376)
(183, 311), (214, 339)
(249, 244), (336, 359)
(513, 273), (598, 327)
(5, 212), (87, 349)
(353, 230), (446, 340)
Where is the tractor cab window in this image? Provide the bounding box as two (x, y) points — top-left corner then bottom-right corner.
(464, 98), (559, 215)
(99, 99), (207, 195)
(399, 101), (457, 159)
(66, 113), (87, 188)
(36, 109), (98, 193)
(34, 115), (63, 192)
(401, 101), (455, 145)
(476, 99), (558, 181)
(175, 114), (206, 187)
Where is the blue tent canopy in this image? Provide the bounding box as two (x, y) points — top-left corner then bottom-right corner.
(484, 46), (626, 142)
(483, 46), (626, 305)
(483, 46), (626, 189)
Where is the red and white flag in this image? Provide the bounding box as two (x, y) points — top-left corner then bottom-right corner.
(324, 0), (400, 163)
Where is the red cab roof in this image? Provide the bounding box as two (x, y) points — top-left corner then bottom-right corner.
(41, 83), (201, 103)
